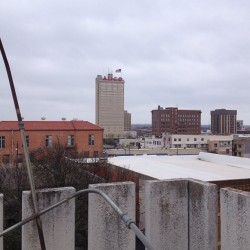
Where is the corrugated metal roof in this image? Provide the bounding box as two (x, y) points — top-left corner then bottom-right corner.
(0, 121), (103, 131)
(108, 152), (250, 182)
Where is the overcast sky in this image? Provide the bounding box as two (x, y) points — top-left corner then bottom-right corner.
(1, 0), (250, 125)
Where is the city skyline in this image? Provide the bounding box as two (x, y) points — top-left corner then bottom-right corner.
(1, 1), (250, 125)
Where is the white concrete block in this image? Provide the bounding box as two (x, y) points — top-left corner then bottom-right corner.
(22, 187), (75, 250)
(145, 179), (189, 250)
(88, 182), (135, 250)
(189, 179), (218, 250)
(221, 188), (250, 250)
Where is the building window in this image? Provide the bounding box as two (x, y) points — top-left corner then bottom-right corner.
(67, 135), (74, 146)
(3, 155), (9, 164)
(178, 138), (181, 141)
(0, 136), (5, 148)
(88, 134), (95, 146)
(94, 151), (99, 158)
(174, 138), (177, 142)
(84, 151), (89, 158)
(201, 138), (204, 141)
(17, 154), (23, 163)
(45, 135), (52, 147)
(26, 136), (29, 147)
(194, 138), (197, 141)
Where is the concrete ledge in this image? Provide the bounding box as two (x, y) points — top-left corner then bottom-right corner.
(22, 187), (75, 250)
(145, 179), (189, 250)
(189, 179), (218, 250)
(88, 182), (136, 250)
(220, 188), (250, 250)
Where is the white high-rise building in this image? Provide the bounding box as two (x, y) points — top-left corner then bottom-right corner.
(95, 73), (124, 139)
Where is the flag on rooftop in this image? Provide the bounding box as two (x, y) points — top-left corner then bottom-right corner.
(115, 69), (121, 73)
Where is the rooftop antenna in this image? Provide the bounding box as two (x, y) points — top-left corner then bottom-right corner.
(0, 38), (46, 250)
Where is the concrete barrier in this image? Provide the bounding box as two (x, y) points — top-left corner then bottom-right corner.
(22, 187), (75, 250)
(144, 179), (218, 250)
(189, 179), (218, 250)
(88, 182), (136, 250)
(220, 188), (250, 250)
(145, 179), (189, 250)
(0, 179), (249, 250)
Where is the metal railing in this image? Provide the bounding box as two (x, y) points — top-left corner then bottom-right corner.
(0, 188), (154, 250)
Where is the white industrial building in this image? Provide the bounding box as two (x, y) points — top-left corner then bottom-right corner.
(143, 134), (233, 154)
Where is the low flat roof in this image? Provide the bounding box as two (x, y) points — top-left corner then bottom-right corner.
(108, 152), (250, 181)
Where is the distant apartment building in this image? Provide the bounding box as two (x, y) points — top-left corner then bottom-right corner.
(232, 135), (250, 158)
(96, 74), (124, 139)
(159, 133), (233, 155)
(211, 109), (237, 135)
(151, 106), (201, 137)
(124, 110), (131, 131)
(0, 121), (103, 165)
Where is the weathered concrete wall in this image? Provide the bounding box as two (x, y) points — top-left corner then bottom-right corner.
(0, 194), (3, 250)
(22, 187), (75, 250)
(220, 188), (250, 250)
(189, 179), (218, 250)
(145, 179), (189, 250)
(88, 182), (135, 250)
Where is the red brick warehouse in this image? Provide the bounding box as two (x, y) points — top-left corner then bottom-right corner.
(0, 120), (103, 165)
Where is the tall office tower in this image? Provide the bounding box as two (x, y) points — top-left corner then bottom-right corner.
(152, 105), (201, 137)
(96, 73), (124, 139)
(211, 109), (237, 135)
(124, 110), (131, 131)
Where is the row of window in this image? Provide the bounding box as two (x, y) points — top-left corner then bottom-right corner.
(146, 141), (162, 145)
(47, 134), (95, 147)
(0, 134), (95, 149)
(173, 138), (205, 142)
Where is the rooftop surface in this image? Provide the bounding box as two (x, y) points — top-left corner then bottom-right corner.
(0, 120), (103, 131)
(108, 152), (250, 181)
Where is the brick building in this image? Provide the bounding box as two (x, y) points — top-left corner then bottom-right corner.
(211, 109), (237, 135)
(152, 106), (201, 137)
(0, 120), (103, 165)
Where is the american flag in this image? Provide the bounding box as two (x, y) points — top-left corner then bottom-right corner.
(115, 69), (121, 73)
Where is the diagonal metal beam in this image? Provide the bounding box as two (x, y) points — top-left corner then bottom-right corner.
(0, 38), (46, 250)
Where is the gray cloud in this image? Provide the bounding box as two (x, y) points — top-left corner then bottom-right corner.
(1, 0), (250, 125)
